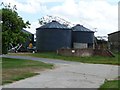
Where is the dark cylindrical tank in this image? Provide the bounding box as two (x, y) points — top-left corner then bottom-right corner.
(72, 31), (94, 43)
(36, 21), (72, 52)
(72, 24), (94, 48)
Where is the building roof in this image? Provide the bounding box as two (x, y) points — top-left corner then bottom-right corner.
(72, 24), (94, 32)
(108, 31), (120, 36)
(22, 29), (33, 34)
(36, 20), (70, 29)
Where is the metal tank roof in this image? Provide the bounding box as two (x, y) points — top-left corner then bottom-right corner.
(36, 20), (70, 29)
(72, 24), (94, 32)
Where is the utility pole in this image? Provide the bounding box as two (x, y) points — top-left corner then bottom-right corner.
(93, 28), (97, 49)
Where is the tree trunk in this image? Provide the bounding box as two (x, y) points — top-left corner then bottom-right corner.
(2, 44), (8, 54)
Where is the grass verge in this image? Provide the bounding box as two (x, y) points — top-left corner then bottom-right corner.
(2, 57), (53, 85)
(9, 52), (120, 65)
(99, 79), (120, 90)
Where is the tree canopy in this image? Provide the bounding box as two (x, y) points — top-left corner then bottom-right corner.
(1, 6), (30, 54)
(38, 15), (71, 27)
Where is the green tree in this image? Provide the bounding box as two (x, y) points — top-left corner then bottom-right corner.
(1, 7), (30, 54)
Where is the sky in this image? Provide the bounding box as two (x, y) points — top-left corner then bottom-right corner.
(1, 0), (119, 37)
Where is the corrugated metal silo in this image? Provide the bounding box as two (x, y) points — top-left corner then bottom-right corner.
(72, 24), (94, 49)
(36, 20), (72, 52)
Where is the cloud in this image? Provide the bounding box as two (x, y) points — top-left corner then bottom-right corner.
(1, 0), (118, 36)
(1, 0), (45, 13)
(50, 0), (80, 19)
(1, 0), (65, 13)
(35, 0), (65, 3)
(48, 0), (118, 36)
(26, 21), (40, 34)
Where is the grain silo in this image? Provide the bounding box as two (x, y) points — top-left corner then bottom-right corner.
(72, 24), (94, 49)
(36, 20), (72, 52)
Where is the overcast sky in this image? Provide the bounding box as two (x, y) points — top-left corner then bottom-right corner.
(1, 0), (119, 37)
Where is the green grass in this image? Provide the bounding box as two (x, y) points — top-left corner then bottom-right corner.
(10, 52), (120, 65)
(3, 57), (53, 69)
(99, 79), (120, 90)
(2, 57), (53, 85)
(0, 57), (2, 85)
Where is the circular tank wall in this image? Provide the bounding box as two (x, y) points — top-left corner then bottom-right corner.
(72, 31), (94, 43)
(72, 24), (94, 48)
(36, 28), (72, 52)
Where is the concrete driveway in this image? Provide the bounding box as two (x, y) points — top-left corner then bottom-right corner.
(2, 55), (119, 88)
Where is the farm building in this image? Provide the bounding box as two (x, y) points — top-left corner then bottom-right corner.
(8, 29), (34, 52)
(36, 21), (95, 52)
(36, 20), (72, 52)
(108, 31), (120, 52)
(19, 29), (34, 52)
(72, 24), (94, 49)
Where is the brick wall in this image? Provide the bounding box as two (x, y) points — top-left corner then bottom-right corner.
(57, 48), (114, 57)
(57, 48), (94, 57)
(94, 49), (115, 57)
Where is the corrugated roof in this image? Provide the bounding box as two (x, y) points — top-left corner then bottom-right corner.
(108, 30), (120, 35)
(37, 20), (69, 29)
(72, 24), (94, 32)
(22, 29), (33, 34)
